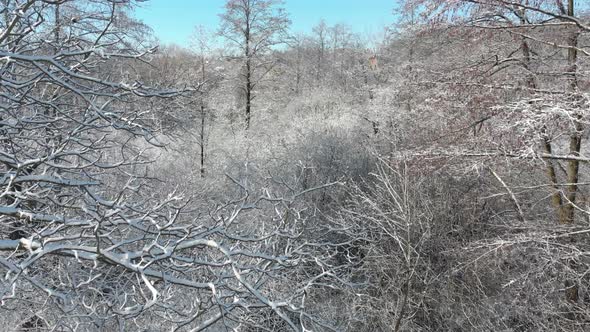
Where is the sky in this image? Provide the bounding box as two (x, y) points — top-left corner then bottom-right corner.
(133, 0), (396, 47)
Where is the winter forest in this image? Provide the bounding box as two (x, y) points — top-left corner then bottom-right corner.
(1, 0), (590, 331)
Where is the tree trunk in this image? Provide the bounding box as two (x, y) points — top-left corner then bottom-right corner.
(200, 55), (206, 177)
(561, 0), (581, 308)
(518, 8), (565, 223)
(200, 104), (205, 178)
(244, 5), (252, 131)
(245, 56), (252, 130)
(541, 132), (564, 213)
(561, 0), (581, 224)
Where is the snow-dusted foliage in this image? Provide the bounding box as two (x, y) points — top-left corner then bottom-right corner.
(3, 0), (590, 331)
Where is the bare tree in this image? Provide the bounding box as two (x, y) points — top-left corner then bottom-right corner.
(191, 26), (221, 178)
(0, 1), (363, 330)
(378, 0), (590, 326)
(312, 19), (329, 86)
(218, 0), (290, 130)
(400, 0), (590, 224)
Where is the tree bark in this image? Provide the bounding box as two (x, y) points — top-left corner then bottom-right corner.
(200, 104), (205, 178)
(243, 0), (252, 130)
(561, 0), (581, 224)
(562, 0), (581, 308)
(245, 56), (252, 130)
(200, 54), (206, 177)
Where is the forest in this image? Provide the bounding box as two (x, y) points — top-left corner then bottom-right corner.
(1, 0), (590, 331)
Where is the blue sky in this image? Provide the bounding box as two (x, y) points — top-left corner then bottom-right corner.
(133, 0), (396, 47)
